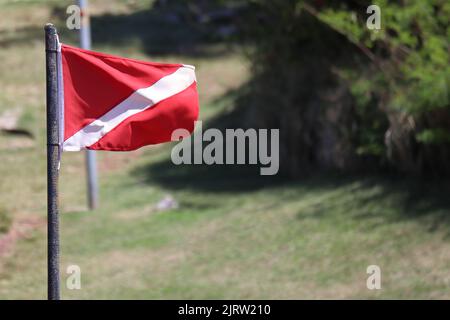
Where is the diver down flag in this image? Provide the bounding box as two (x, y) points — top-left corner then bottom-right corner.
(60, 44), (198, 151)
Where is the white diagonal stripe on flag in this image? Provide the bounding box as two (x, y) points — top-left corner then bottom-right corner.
(63, 65), (196, 151)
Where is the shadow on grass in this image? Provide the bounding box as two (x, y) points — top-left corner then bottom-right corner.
(294, 174), (450, 231)
(2, 2), (238, 57)
(133, 138), (450, 234)
(134, 158), (285, 193)
(84, 2), (245, 58)
(358, 177), (450, 230)
(89, 10), (225, 58)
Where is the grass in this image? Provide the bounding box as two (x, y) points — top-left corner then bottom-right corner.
(0, 0), (450, 299)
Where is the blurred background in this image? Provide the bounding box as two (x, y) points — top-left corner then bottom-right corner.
(0, 0), (449, 299)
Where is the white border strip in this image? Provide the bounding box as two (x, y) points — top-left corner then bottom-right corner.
(56, 35), (64, 166)
(63, 66), (196, 151)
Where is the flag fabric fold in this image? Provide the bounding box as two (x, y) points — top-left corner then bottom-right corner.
(59, 44), (199, 151)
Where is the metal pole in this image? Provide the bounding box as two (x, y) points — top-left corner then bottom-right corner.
(45, 23), (60, 300)
(79, 0), (91, 49)
(78, 0), (98, 210)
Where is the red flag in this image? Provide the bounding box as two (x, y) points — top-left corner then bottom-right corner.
(60, 44), (198, 151)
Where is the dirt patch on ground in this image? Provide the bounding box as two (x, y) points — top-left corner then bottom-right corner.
(0, 110), (19, 130)
(0, 216), (45, 263)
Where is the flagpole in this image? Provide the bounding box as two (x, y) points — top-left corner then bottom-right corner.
(45, 23), (60, 300)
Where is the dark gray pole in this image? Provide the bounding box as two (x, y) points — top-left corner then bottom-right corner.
(45, 23), (60, 300)
(78, 0), (98, 210)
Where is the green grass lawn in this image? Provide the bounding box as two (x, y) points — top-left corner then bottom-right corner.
(0, 0), (450, 299)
